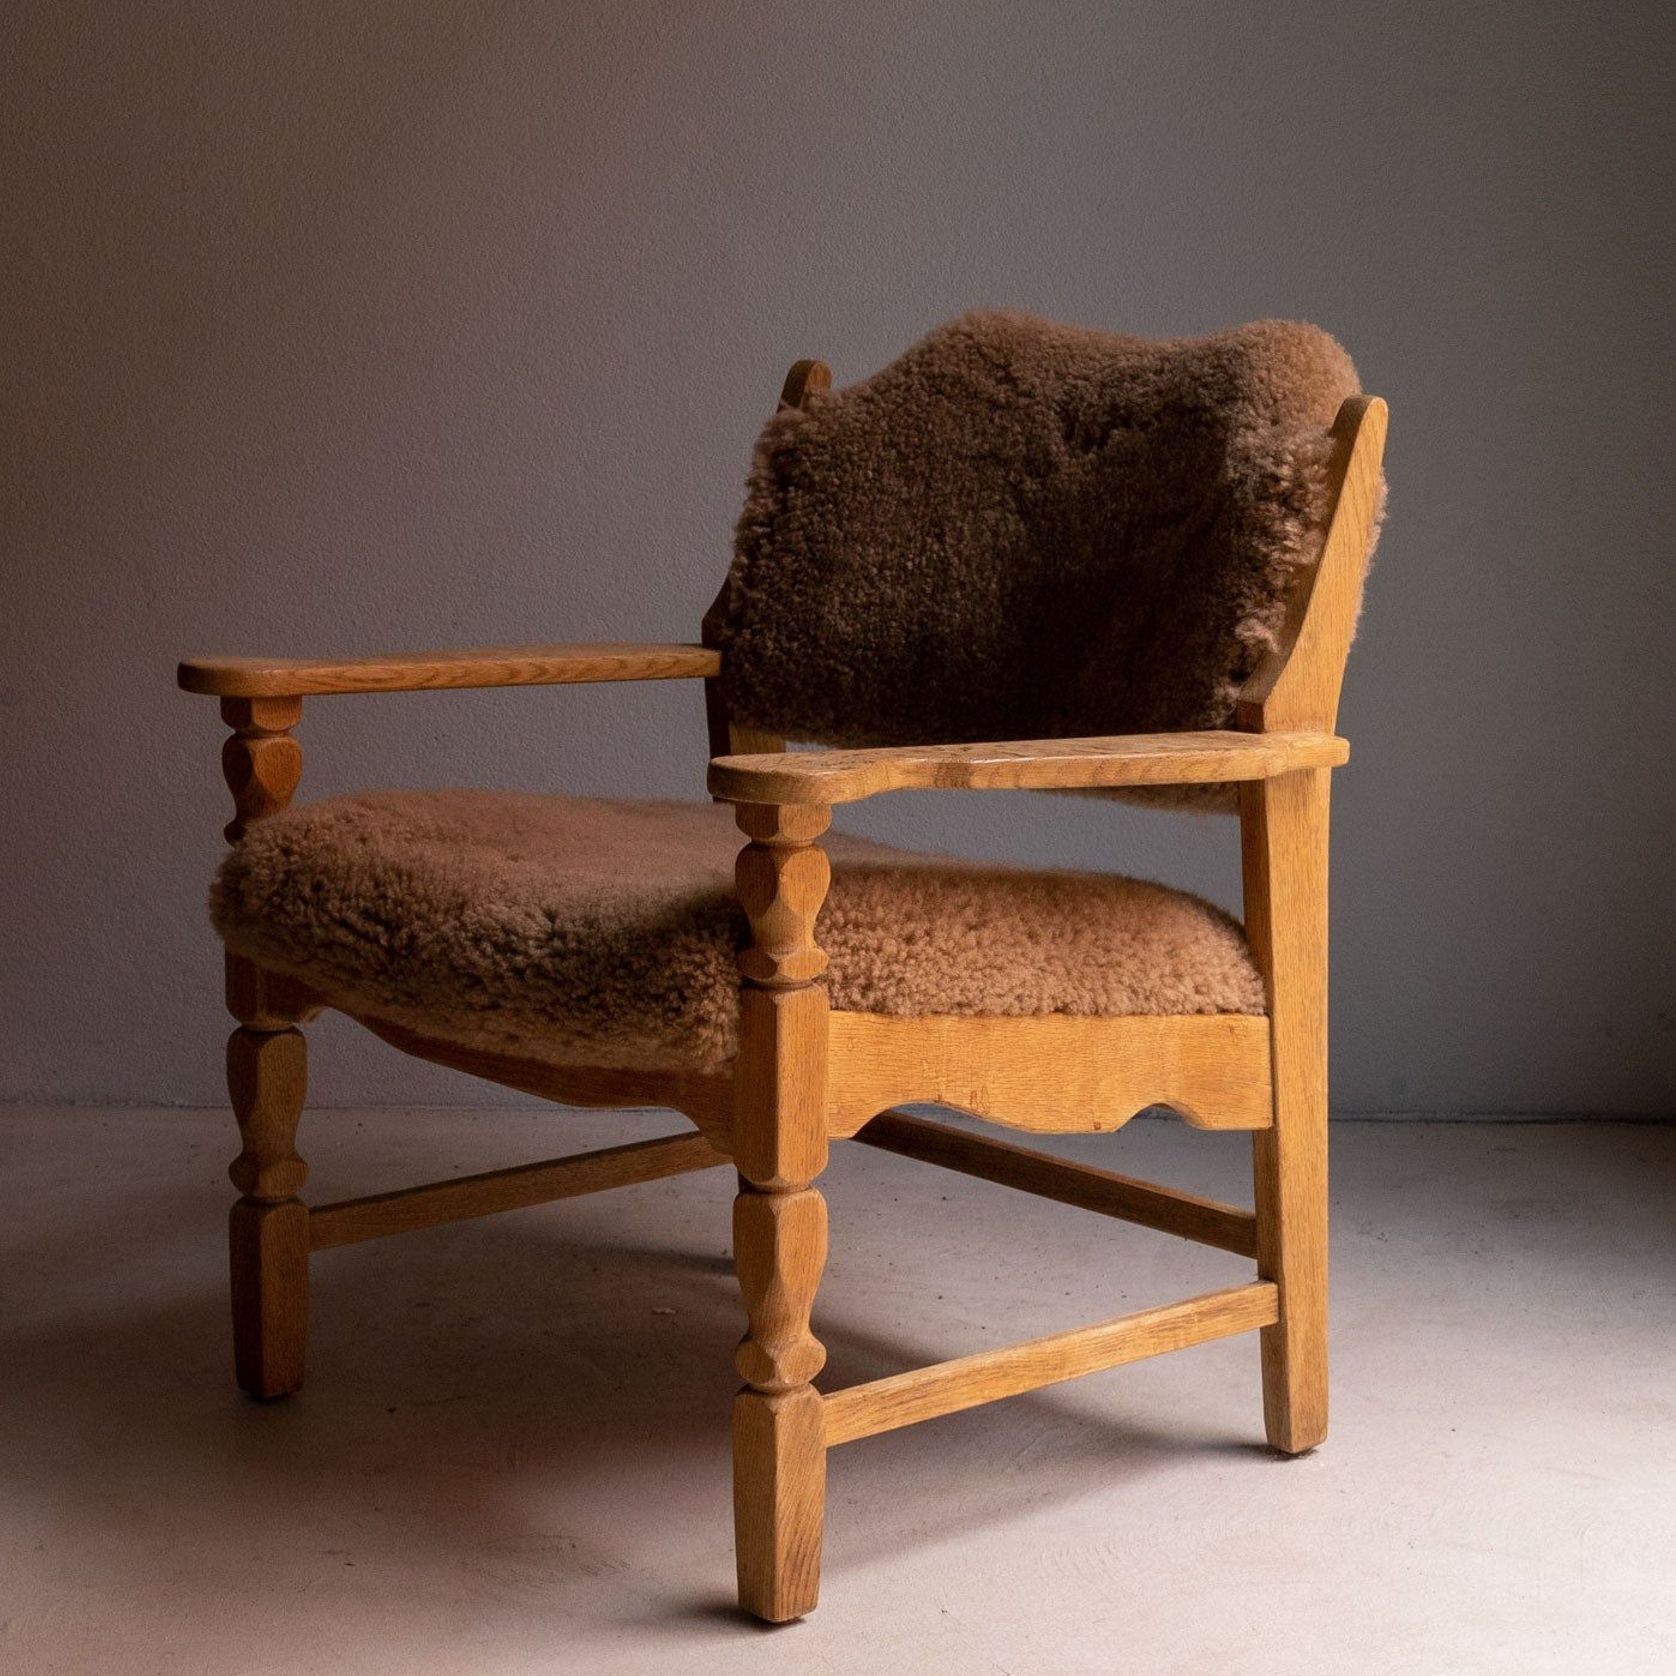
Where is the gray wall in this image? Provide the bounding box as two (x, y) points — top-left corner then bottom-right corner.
(5, 2), (1673, 1115)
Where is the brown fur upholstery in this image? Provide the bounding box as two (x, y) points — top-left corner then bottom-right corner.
(213, 791), (1264, 1072)
(714, 310), (1366, 810)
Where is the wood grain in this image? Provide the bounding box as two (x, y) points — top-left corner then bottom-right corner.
(226, 1024), (309, 1398)
(1241, 768), (1332, 1454)
(853, 1109), (1258, 1258)
(309, 1132), (727, 1249)
(699, 362), (827, 759)
(703, 675), (788, 762)
(709, 728), (1346, 807)
(826, 1012), (1273, 1135)
(219, 696), (302, 843)
(181, 641), (719, 698)
(338, 1006), (735, 1148)
(731, 799), (833, 1620)
(228, 1200), (309, 1402)
(218, 708), (312, 1398)
(224, 951), (321, 1031)
(1238, 395), (1388, 734)
(733, 1387), (826, 1623)
(733, 1187), (828, 1393)
(1226, 394), (1383, 1455)
(226, 1027), (309, 1201)
(775, 358), (833, 410)
(823, 1282), (1279, 1446)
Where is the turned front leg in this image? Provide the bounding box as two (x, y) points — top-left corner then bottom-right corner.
(227, 993), (309, 1398)
(731, 803), (832, 1622)
(220, 695), (311, 1398)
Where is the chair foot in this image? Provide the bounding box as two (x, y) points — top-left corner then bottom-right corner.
(1253, 1122), (1328, 1455)
(733, 1386), (826, 1622)
(1261, 1300), (1328, 1454)
(1260, 1334), (1327, 1457)
(230, 1199), (309, 1399)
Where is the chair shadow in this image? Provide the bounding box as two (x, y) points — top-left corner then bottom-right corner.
(3, 1172), (1262, 1642)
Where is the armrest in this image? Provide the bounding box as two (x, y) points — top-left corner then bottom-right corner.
(178, 641), (719, 697)
(708, 729), (1348, 806)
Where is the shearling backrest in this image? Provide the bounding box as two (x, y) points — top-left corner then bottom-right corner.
(710, 311), (1367, 803)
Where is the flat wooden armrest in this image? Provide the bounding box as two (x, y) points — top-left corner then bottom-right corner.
(708, 729), (1348, 806)
(178, 641), (720, 697)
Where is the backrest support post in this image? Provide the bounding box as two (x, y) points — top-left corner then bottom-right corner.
(1235, 396), (1388, 736)
(702, 359), (833, 760)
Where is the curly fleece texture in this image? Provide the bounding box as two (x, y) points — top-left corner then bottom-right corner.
(714, 310), (1365, 811)
(212, 792), (1264, 1072)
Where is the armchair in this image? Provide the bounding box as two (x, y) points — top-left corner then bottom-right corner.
(178, 311), (1387, 1622)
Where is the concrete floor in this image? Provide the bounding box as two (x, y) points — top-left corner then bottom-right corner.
(3, 1107), (1673, 1675)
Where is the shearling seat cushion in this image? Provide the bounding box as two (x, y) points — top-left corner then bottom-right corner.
(713, 310), (1370, 810)
(212, 791), (1265, 1072)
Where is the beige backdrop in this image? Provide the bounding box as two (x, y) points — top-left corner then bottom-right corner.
(4, 2), (1673, 1114)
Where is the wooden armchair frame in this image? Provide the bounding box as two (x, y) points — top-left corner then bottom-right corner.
(178, 360), (1387, 1621)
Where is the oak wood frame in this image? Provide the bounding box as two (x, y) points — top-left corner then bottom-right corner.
(179, 359), (1386, 1620)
